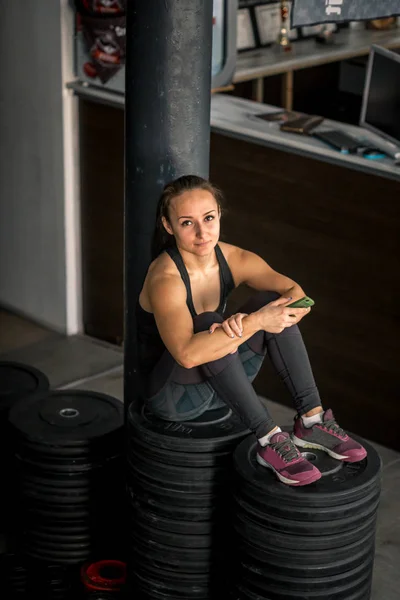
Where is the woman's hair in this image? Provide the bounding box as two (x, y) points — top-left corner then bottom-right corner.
(151, 175), (224, 260)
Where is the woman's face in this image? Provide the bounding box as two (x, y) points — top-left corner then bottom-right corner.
(162, 189), (220, 256)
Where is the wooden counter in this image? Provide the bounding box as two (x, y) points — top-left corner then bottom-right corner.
(210, 132), (399, 452)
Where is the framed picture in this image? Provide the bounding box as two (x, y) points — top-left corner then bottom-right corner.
(254, 2), (280, 45)
(237, 8), (256, 50)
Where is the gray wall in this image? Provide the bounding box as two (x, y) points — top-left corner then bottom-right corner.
(0, 1), (68, 331)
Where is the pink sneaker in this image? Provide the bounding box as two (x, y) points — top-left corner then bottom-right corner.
(292, 409), (367, 463)
(256, 431), (321, 487)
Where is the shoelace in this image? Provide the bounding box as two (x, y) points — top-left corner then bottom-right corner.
(323, 418), (346, 438)
(272, 438), (300, 462)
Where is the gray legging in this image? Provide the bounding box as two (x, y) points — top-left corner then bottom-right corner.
(145, 291), (322, 439)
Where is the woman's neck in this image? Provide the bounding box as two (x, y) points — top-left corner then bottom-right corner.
(178, 244), (218, 275)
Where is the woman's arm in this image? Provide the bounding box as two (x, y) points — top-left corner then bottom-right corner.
(228, 245), (305, 300)
(149, 273), (262, 368)
(149, 273), (306, 369)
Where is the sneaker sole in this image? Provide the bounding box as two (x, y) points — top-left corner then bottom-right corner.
(291, 435), (366, 462)
(256, 454), (321, 487)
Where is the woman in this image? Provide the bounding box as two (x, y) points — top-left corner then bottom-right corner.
(137, 175), (366, 487)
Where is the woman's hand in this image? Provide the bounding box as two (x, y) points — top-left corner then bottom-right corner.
(256, 297), (311, 334)
(209, 313), (248, 338)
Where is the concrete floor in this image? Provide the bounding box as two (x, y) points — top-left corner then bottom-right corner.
(1, 309), (399, 599)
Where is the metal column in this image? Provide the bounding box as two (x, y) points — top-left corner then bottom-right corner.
(124, 0), (214, 416)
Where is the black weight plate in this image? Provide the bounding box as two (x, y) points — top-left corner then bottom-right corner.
(238, 529), (375, 568)
(233, 495), (380, 537)
(127, 475), (217, 507)
(128, 403), (249, 452)
(0, 361), (50, 410)
(128, 486), (216, 522)
(20, 486), (91, 505)
(233, 511), (377, 551)
(238, 540), (375, 580)
(234, 492), (379, 536)
(18, 470), (91, 489)
(19, 439), (122, 461)
(130, 504), (214, 536)
(18, 439), (92, 456)
(127, 456), (224, 493)
(129, 554), (210, 577)
(14, 453), (105, 474)
(129, 428), (238, 462)
(134, 570), (210, 597)
(25, 504), (90, 520)
(24, 539), (91, 555)
(129, 537), (212, 573)
(20, 435), (122, 457)
(233, 436), (381, 507)
(130, 531), (213, 561)
(234, 488), (381, 533)
(28, 524), (90, 539)
(24, 532), (91, 547)
(25, 552), (90, 566)
(24, 544), (91, 561)
(132, 559), (211, 585)
(26, 529), (91, 545)
(129, 435), (232, 467)
(232, 578), (372, 600)
(127, 472), (219, 506)
(239, 555), (374, 591)
(237, 479), (381, 523)
(134, 568), (210, 592)
(239, 565), (373, 600)
(129, 468), (233, 499)
(131, 519), (212, 549)
(9, 390), (123, 445)
(128, 446), (226, 483)
(134, 583), (209, 600)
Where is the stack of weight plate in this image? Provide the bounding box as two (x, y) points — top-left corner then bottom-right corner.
(126, 401), (249, 599)
(8, 389), (124, 566)
(0, 552), (28, 597)
(0, 553), (81, 599)
(0, 361), (50, 539)
(230, 432), (382, 600)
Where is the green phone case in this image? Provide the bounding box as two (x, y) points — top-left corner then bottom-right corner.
(287, 296), (315, 308)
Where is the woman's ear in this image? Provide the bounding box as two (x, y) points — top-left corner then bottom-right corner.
(161, 216), (173, 236)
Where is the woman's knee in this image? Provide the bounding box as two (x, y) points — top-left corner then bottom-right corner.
(239, 290), (280, 314)
(193, 311), (223, 334)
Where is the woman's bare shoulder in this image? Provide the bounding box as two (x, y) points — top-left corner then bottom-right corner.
(140, 252), (184, 312)
(145, 252), (182, 293)
(148, 251), (176, 277)
(218, 241), (243, 262)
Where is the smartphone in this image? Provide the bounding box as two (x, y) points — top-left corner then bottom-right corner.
(287, 296), (315, 308)
(312, 129), (360, 154)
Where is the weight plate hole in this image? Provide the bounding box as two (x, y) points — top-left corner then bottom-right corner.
(301, 451), (317, 462)
(59, 408), (79, 418)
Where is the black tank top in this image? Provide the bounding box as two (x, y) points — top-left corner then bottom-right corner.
(136, 244), (235, 376)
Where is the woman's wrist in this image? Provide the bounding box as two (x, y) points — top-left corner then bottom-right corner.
(244, 311), (263, 335)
